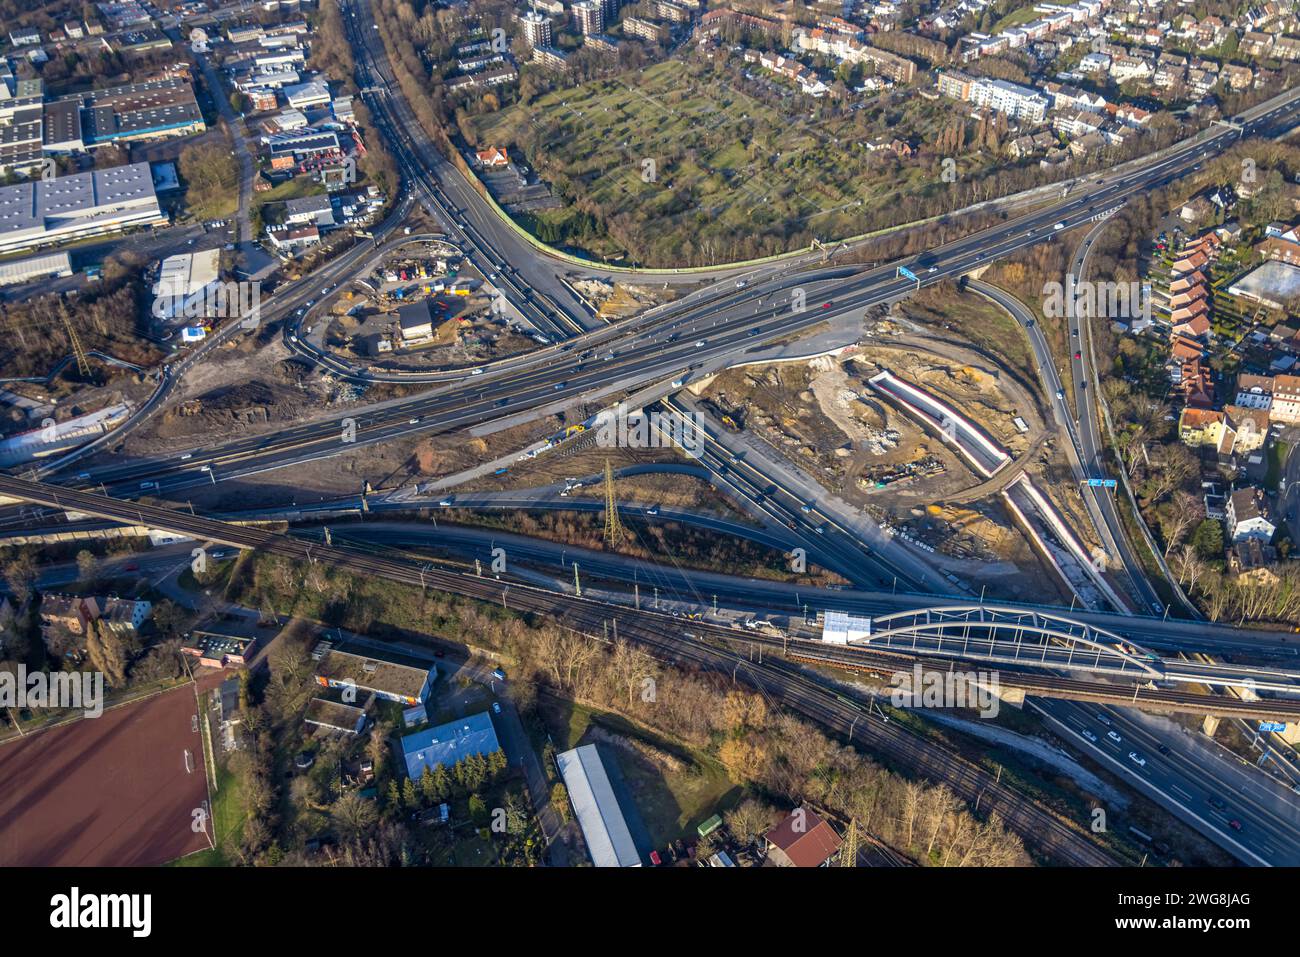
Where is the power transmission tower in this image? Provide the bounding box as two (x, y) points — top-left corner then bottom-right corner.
(62, 311), (90, 377)
(840, 818), (859, 867)
(603, 459), (624, 547)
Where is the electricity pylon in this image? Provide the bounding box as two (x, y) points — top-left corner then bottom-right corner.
(603, 459), (624, 547)
(839, 818), (860, 867)
(63, 312), (90, 376)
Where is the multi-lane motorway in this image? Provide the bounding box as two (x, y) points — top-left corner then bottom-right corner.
(17, 21), (1300, 864)
(50, 83), (1300, 504)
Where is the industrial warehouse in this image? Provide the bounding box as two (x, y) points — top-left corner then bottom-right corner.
(0, 161), (166, 255)
(555, 745), (641, 868)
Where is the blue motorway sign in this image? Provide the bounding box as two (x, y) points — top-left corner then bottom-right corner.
(898, 266), (920, 283)
(1259, 721), (1287, 733)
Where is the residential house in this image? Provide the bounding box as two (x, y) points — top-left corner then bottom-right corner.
(1224, 405), (1269, 453)
(765, 807), (843, 867)
(1178, 407), (1231, 450)
(1235, 373), (1274, 410)
(1269, 373), (1300, 423)
(1226, 486), (1275, 543)
(1230, 539), (1279, 584)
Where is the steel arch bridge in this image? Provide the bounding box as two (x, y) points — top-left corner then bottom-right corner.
(851, 605), (1165, 680)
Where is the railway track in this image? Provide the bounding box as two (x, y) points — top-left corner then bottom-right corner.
(0, 475), (1118, 864)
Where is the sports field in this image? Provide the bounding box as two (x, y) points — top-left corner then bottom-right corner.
(0, 680), (214, 866)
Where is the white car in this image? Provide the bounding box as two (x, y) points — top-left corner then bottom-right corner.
(471, 368), (484, 376)
(1080, 729), (1098, 743)
(695, 340), (706, 348)
(409, 417), (420, 424)
(1053, 222), (1065, 230)
(1107, 730), (1123, 743)
(1128, 752), (1147, 767)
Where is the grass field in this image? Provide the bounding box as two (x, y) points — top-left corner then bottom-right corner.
(538, 696), (738, 847)
(470, 58), (966, 266)
(172, 763), (246, 866)
(898, 285), (1039, 387)
(992, 4), (1043, 32)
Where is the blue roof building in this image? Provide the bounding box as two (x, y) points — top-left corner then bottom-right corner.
(401, 711), (500, 779)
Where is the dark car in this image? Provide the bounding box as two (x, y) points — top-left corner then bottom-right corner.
(1208, 796), (1227, 812)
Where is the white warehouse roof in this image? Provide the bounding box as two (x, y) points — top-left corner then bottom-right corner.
(555, 744), (641, 867)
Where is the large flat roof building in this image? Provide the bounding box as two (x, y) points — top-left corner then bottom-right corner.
(54, 78), (205, 147)
(556, 744), (641, 867)
(152, 248), (222, 321)
(0, 161), (166, 255)
(0, 251), (73, 286)
(401, 710), (500, 778)
(313, 646), (437, 706)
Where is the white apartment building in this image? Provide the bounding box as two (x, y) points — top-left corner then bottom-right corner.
(969, 77), (1048, 123)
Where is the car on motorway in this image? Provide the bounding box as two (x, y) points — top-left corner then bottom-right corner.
(800, 504), (813, 513)
(492, 701), (502, 715)
(495, 398), (509, 407)
(1228, 819), (1243, 831)
(1053, 222), (1065, 230)
(438, 498), (453, 507)
(1080, 728), (1098, 743)
(492, 667), (506, 681)
(1056, 388), (1066, 399)
(139, 481), (158, 490)
(1157, 744), (1170, 755)
(180, 453), (192, 460)
(822, 302), (832, 309)
(694, 340), (706, 348)
(814, 525), (825, 535)
(471, 368), (484, 376)
(1128, 752), (1146, 767)
(1106, 730), (1122, 743)
(1074, 351), (1081, 359)
(409, 417), (420, 424)
(735, 279), (747, 288)
(553, 381), (566, 390)
(1208, 796), (1227, 811)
